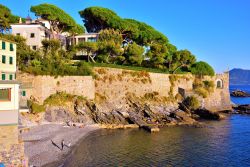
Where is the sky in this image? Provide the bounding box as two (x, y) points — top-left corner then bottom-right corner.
(1, 0), (249, 73)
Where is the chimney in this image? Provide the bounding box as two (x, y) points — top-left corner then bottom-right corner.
(19, 17), (22, 24)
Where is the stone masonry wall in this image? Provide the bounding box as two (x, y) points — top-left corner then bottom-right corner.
(0, 126), (28, 166)
(17, 68), (231, 111)
(17, 73), (95, 104)
(94, 67), (231, 111)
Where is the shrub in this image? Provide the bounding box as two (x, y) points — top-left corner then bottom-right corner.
(27, 100), (45, 114)
(194, 87), (208, 98)
(203, 80), (215, 92)
(183, 96), (200, 110)
(191, 61), (215, 76)
(77, 61), (94, 76)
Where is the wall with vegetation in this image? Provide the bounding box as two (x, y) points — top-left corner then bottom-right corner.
(17, 68), (231, 111)
(94, 67), (231, 111)
(17, 73), (95, 104)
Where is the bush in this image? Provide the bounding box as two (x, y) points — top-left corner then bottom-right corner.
(44, 92), (86, 107)
(191, 61), (215, 76)
(194, 87), (208, 98)
(183, 96), (200, 110)
(203, 80), (215, 92)
(77, 61), (94, 76)
(27, 100), (45, 114)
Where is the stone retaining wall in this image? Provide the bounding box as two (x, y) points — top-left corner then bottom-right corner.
(0, 126), (28, 166)
(17, 73), (95, 104)
(17, 68), (231, 111)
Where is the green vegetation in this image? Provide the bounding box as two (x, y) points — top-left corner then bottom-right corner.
(27, 100), (45, 114)
(191, 61), (215, 76)
(23, 38), (94, 76)
(31, 3), (84, 38)
(1, 4), (214, 76)
(90, 62), (169, 74)
(0, 4), (24, 33)
(27, 92), (87, 114)
(183, 96), (200, 110)
(44, 92), (86, 106)
(193, 79), (215, 98)
(78, 7), (214, 75)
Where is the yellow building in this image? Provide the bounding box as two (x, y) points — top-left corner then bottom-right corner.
(0, 38), (19, 125)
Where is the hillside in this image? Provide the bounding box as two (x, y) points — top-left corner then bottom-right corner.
(230, 68), (250, 85)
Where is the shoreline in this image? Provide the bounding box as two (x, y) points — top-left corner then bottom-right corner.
(21, 124), (100, 167)
(21, 112), (236, 166)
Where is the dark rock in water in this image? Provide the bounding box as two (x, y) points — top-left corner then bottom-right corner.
(231, 90), (250, 97)
(233, 105), (250, 114)
(194, 109), (222, 120)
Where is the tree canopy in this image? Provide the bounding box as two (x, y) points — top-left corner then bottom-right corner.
(0, 4), (24, 33)
(31, 3), (84, 37)
(79, 7), (168, 45)
(191, 61), (215, 76)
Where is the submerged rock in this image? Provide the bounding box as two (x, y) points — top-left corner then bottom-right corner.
(233, 105), (250, 114)
(231, 90), (250, 97)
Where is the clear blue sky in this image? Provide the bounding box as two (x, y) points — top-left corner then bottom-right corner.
(1, 0), (250, 73)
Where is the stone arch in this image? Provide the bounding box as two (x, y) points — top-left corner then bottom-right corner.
(216, 79), (223, 89)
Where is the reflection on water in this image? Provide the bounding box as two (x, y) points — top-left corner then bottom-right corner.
(65, 115), (250, 167)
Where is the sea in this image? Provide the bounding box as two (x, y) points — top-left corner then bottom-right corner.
(65, 85), (250, 167)
(230, 85), (250, 105)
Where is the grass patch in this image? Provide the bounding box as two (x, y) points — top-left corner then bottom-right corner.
(27, 100), (45, 114)
(88, 62), (170, 74)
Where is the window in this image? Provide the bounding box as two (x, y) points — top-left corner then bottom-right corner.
(9, 57), (13, 65)
(2, 55), (6, 64)
(16, 33), (20, 36)
(32, 46), (37, 50)
(2, 41), (6, 50)
(22, 90), (26, 97)
(2, 73), (6, 80)
(0, 88), (11, 101)
(30, 33), (35, 38)
(78, 38), (86, 43)
(10, 43), (14, 51)
(9, 74), (13, 80)
(216, 79), (223, 89)
(87, 37), (97, 42)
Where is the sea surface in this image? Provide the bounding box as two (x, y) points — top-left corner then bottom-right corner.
(64, 85), (250, 167)
(230, 85), (250, 105)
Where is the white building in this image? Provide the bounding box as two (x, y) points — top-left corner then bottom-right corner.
(67, 33), (98, 46)
(11, 16), (51, 50)
(0, 38), (19, 125)
(67, 33), (99, 59)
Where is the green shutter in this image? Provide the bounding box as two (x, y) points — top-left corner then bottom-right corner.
(2, 55), (6, 64)
(2, 42), (6, 50)
(9, 74), (13, 80)
(9, 57), (13, 64)
(10, 43), (14, 51)
(22, 91), (26, 96)
(2, 74), (6, 80)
